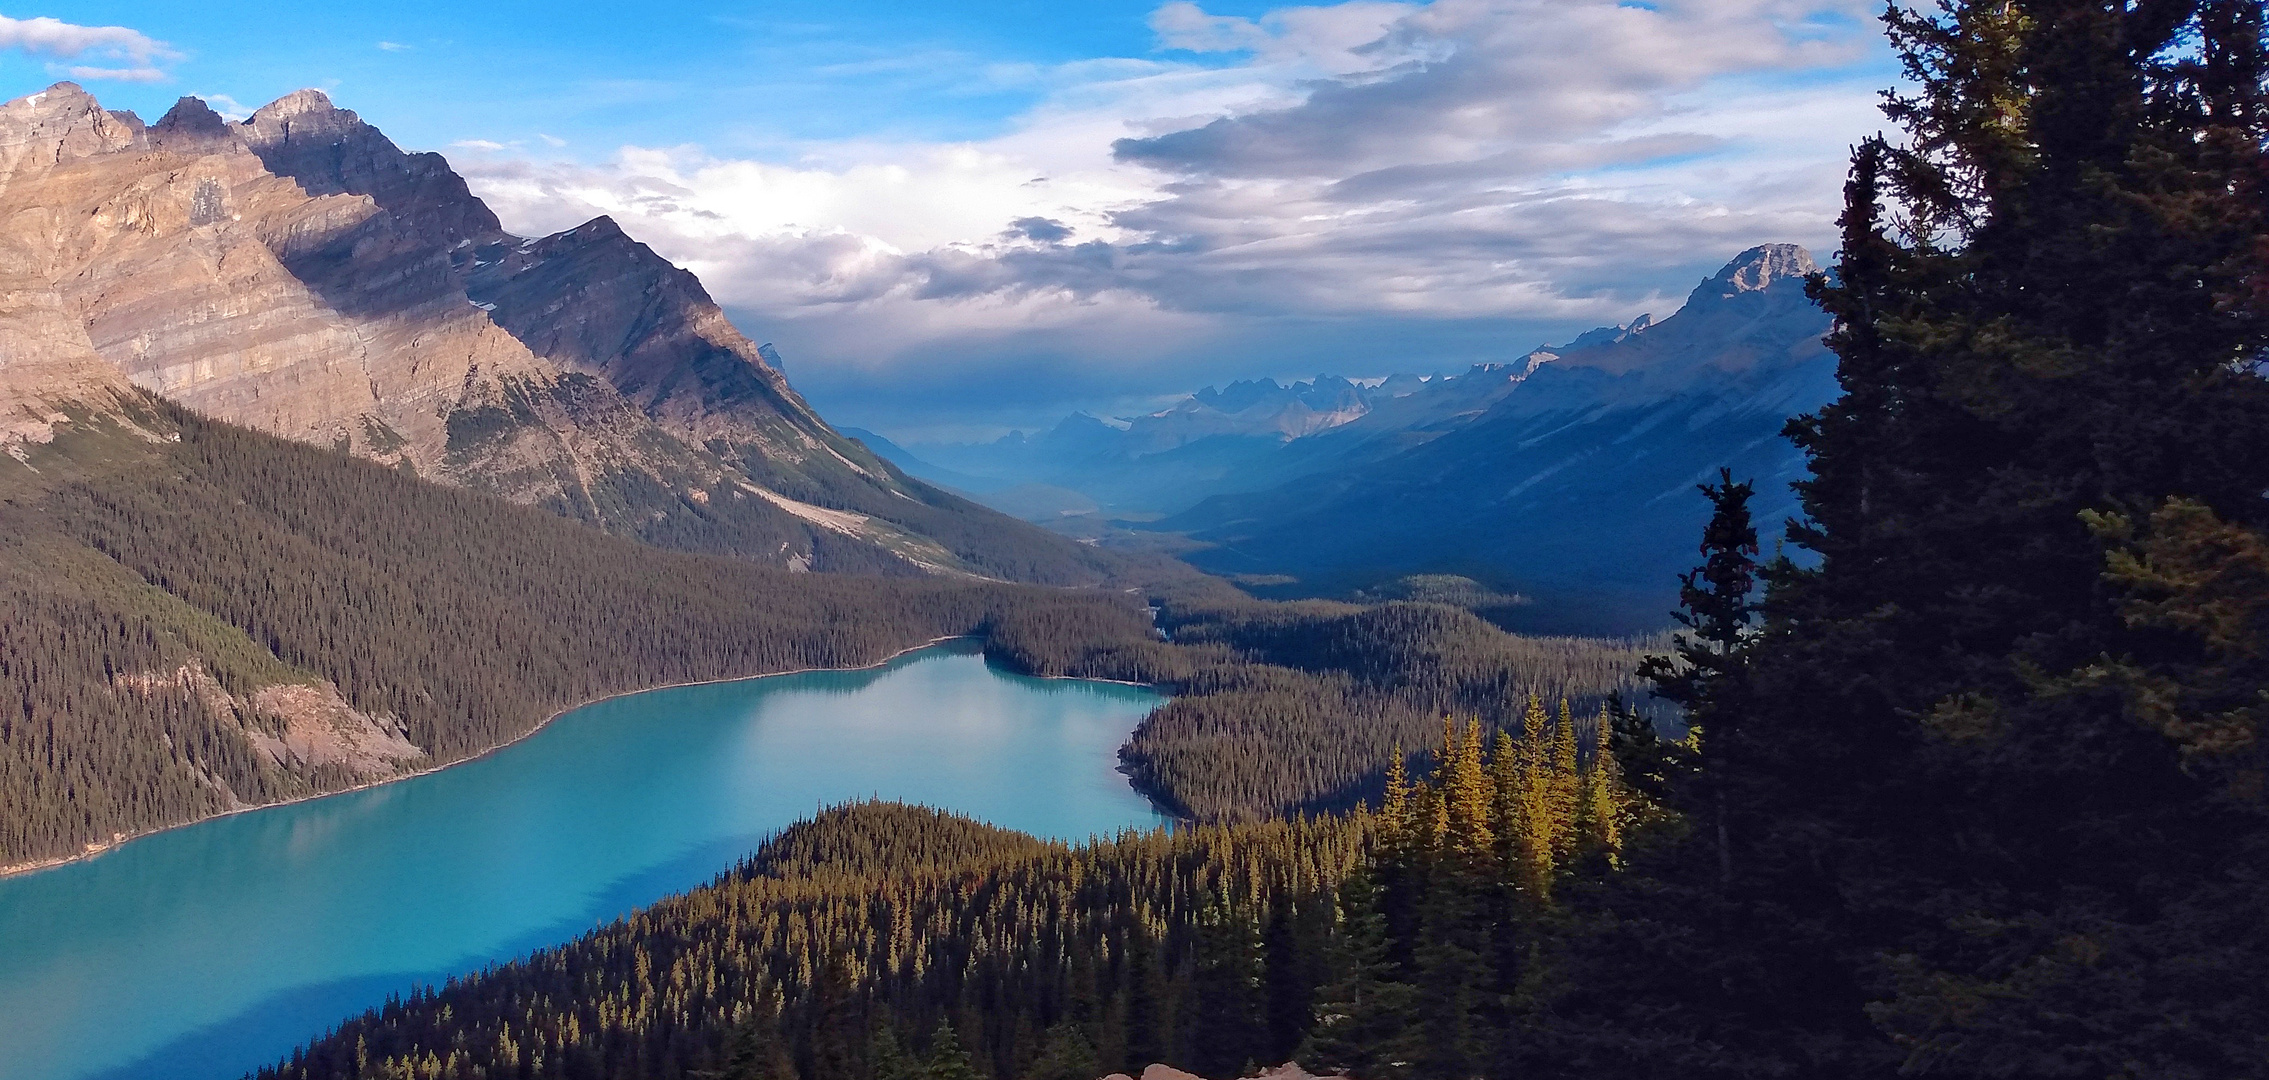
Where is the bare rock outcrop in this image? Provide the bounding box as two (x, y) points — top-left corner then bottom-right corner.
(113, 664), (427, 803)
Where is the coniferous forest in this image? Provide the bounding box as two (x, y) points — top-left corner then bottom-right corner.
(0, 397), (1649, 866)
(248, 2), (2269, 1078)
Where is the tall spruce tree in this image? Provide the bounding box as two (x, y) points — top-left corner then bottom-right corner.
(713, 1002), (799, 1080)
(1184, 900), (1266, 1079)
(924, 1022), (984, 1080)
(1022, 1022), (1099, 1080)
(1299, 869), (1418, 1080)
(1639, 468), (1759, 890)
(1651, 1), (2269, 1075)
(1576, 705), (1627, 870)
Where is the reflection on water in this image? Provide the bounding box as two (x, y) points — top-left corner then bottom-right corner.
(0, 642), (1165, 1080)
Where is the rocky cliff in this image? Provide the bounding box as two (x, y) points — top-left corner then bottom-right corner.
(0, 82), (1112, 583)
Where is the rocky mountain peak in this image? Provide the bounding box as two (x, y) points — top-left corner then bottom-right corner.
(250, 88), (342, 123)
(1514, 243), (1830, 384)
(239, 87), (502, 245)
(151, 96), (235, 150)
(570, 214), (626, 238)
(2, 80), (100, 119)
(0, 82), (142, 180)
(1686, 243), (1819, 305)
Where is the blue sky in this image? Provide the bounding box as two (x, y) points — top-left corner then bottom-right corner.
(8, 1), (1279, 149)
(1, 2), (1899, 440)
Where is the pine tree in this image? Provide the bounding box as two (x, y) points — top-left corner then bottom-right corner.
(1380, 747), (1413, 862)
(870, 1027), (925, 1080)
(1122, 921), (1170, 1073)
(1488, 729), (1524, 875)
(1494, 710), (1555, 903)
(1261, 892), (1327, 1063)
(1023, 1022), (1099, 1080)
(1545, 700), (1582, 872)
(1439, 720), (1494, 870)
(1639, 469), (1757, 889)
(1409, 876), (1486, 1080)
(807, 952), (864, 1080)
(1577, 705), (1626, 869)
(714, 1011), (798, 1080)
(924, 1022), (984, 1080)
(1184, 900), (1265, 1080)
(1299, 869), (1417, 1080)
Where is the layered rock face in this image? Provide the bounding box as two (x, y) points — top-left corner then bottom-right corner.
(0, 83), (1091, 580)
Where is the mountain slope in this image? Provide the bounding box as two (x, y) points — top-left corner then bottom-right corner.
(0, 82), (1116, 584)
(0, 393), (1165, 870)
(1165, 245), (1837, 633)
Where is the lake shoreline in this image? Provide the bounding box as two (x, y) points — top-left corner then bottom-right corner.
(0, 634), (1011, 882)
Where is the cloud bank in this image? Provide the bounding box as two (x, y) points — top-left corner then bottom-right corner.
(451, 0), (1889, 437)
(0, 15), (176, 83)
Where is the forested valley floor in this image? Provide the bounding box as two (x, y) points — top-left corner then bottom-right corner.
(0, 395), (1652, 868)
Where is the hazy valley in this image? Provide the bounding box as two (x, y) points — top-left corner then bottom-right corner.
(876, 244), (1833, 632)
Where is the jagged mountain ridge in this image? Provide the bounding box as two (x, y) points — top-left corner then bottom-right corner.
(1165, 244), (1837, 633)
(0, 82), (1115, 584)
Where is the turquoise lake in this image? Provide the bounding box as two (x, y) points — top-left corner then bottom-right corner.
(0, 641), (1166, 1080)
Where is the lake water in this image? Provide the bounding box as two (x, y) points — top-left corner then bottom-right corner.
(0, 641), (1166, 1080)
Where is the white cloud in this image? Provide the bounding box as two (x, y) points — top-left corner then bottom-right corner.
(194, 92), (252, 121)
(452, 138), (510, 151)
(0, 14), (177, 82)
(377, 41), (412, 52)
(1151, 0), (1428, 72)
(1152, 1), (1280, 53)
(452, 0), (1890, 428)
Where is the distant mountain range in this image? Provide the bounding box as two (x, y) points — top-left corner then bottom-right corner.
(884, 245), (1837, 632)
(894, 366), (1539, 516)
(0, 83), (1117, 585)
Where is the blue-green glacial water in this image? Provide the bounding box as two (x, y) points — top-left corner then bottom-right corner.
(0, 641), (1166, 1080)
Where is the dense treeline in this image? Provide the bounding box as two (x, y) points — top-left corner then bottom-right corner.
(1300, 704), (1654, 1079)
(260, 802), (1369, 1080)
(992, 588), (1662, 820)
(0, 399), (1652, 866)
